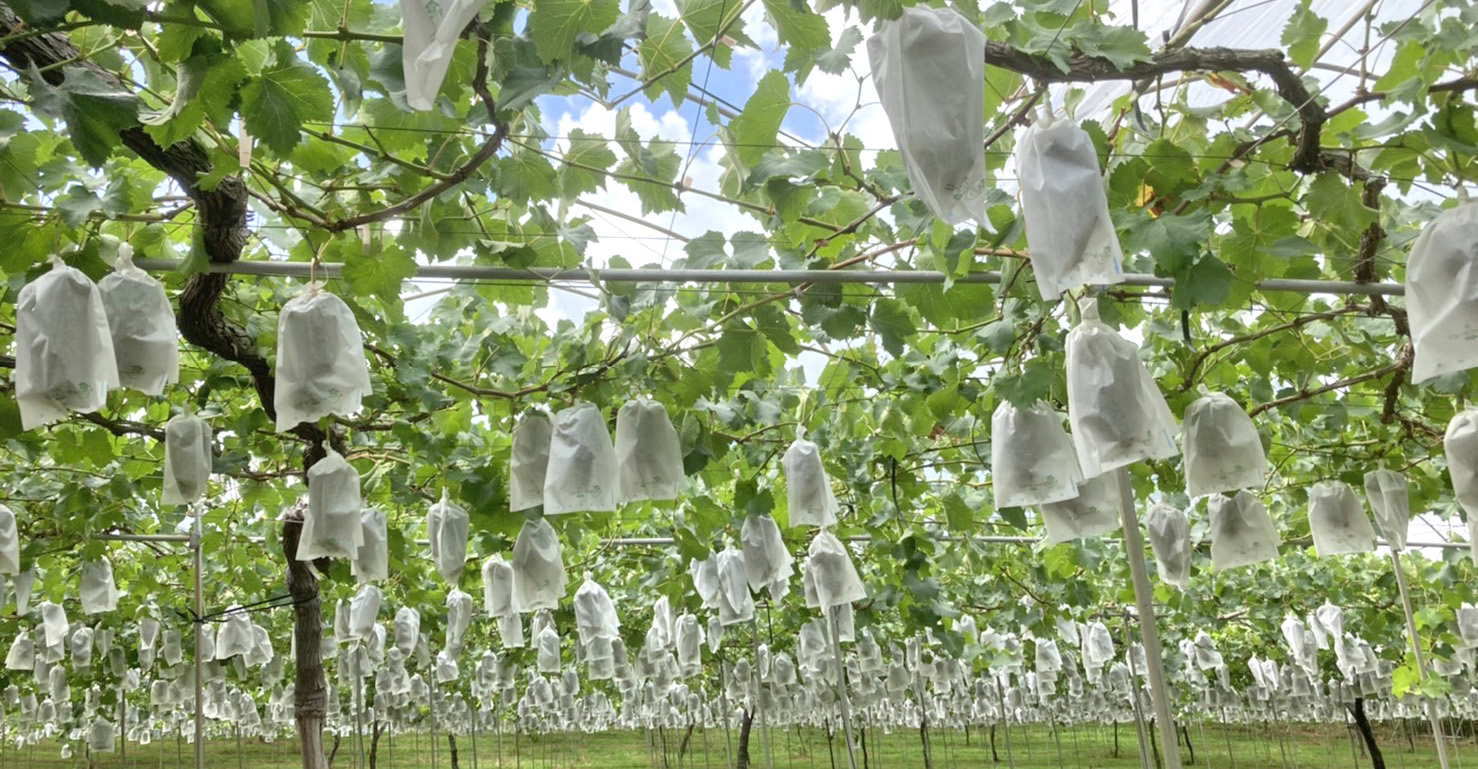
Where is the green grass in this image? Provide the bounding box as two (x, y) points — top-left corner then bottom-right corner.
(9, 722), (1473, 768)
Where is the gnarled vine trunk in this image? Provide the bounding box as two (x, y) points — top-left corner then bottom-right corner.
(283, 502), (330, 769)
(1348, 698), (1386, 769)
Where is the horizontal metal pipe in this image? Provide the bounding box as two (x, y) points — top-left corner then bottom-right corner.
(132, 258), (1406, 296)
(98, 532), (192, 543)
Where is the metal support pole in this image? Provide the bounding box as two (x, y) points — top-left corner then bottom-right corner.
(192, 505), (205, 769)
(828, 605), (859, 769)
(1116, 468), (1183, 769)
(1390, 547), (1451, 769)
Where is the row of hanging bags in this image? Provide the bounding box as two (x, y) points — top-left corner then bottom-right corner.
(518, 400), (688, 515)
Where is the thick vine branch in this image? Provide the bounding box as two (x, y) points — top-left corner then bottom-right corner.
(0, 3), (332, 450)
(1249, 357), (1408, 417)
(984, 43), (1326, 172)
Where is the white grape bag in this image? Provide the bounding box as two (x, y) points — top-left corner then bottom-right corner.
(1038, 471), (1120, 545)
(865, 6), (986, 225)
(614, 398), (686, 503)
(991, 401), (1084, 507)
(298, 449), (364, 561)
(497, 613), (525, 649)
(543, 403), (618, 515)
(274, 284), (372, 432)
(98, 244), (178, 395)
(393, 607), (420, 657)
(740, 513), (793, 597)
(689, 556), (721, 610)
(1016, 118), (1125, 300)
(1444, 410), (1478, 563)
(1406, 203), (1478, 382)
(162, 412), (212, 505)
(445, 590), (473, 655)
(4, 635), (32, 671)
(1307, 481), (1376, 556)
(1066, 297), (1179, 477)
(783, 436), (840, 528)
(715, 546), (755, 626)
(40, 601), (68, 648)
(650, 595), (674, 650)
(400, 0), (490, 111)
(573, 574), (620, 647)
(509, 412), (552, 512)
(482, 554), (517, 617)
(426, 490), (470, 585)
(511, 517), (567, 612)
(353, 507), (388, 583)
(0, 505), (19, 575)
(1363, 468), (1411, 549)
(806, 531), (866, 609)
(1144, 502), (1191, 589)
(1182, 391), (1268, 498)
(435, 650), (459, 683)
(214, 611), (253, 659)
(14, 258), (119, 429)
(1207, 491), (1280, 571)
(88, 719), (116, 753)
(348, 584), (381, 642)
(536, 626), (561, 673)
(675, 613), (703, 672)
(80, 559), (120, 615)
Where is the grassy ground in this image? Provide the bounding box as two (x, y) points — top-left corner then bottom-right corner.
(7, 721), (1474, 768)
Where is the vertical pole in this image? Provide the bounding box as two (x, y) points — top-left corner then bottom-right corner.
(828, 606), (859, 769)
(1389, 548), (1451, 769)
(1116, 468), (1183, 769)
(192, 504), (205, 769)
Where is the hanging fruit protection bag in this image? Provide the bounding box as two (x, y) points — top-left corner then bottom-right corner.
(1207, 491), (1280, 571)
(274, 283), (372, 432)
(1038, 470), (1120, 545)
(543, 403), (618, 514)
(1016, 117), (1125, 299)
(99, 244), (178, 395)
(1363, 468), (1411, 549)
(162, 411), (212, 506)
(1182, 390), (1268, 498)
(866, 6), (987, 225)
(1066, 297), (1179, 478)
(426, 490), (470, 585)
(1446, 410), (1478, 563)
(14, 256), (119, 429)
(1406, 202), (1478, 383)
(783, 433), (840, 528)
(614, 398), (686, 503)
(991, 401), (1084, 507)
(741, 513), (793, 600)
(509, 412), (551, 512)
(399, 0), (490, 111)
(806, 530), (866, 610)
(511, 517), (567, 612)
(297, 448), (364, 561)
(1144, 502), (1191, 588)
(1307, 481), (1376, 556)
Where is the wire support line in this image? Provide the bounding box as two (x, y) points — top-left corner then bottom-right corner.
(131, 258), (1407, 296)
